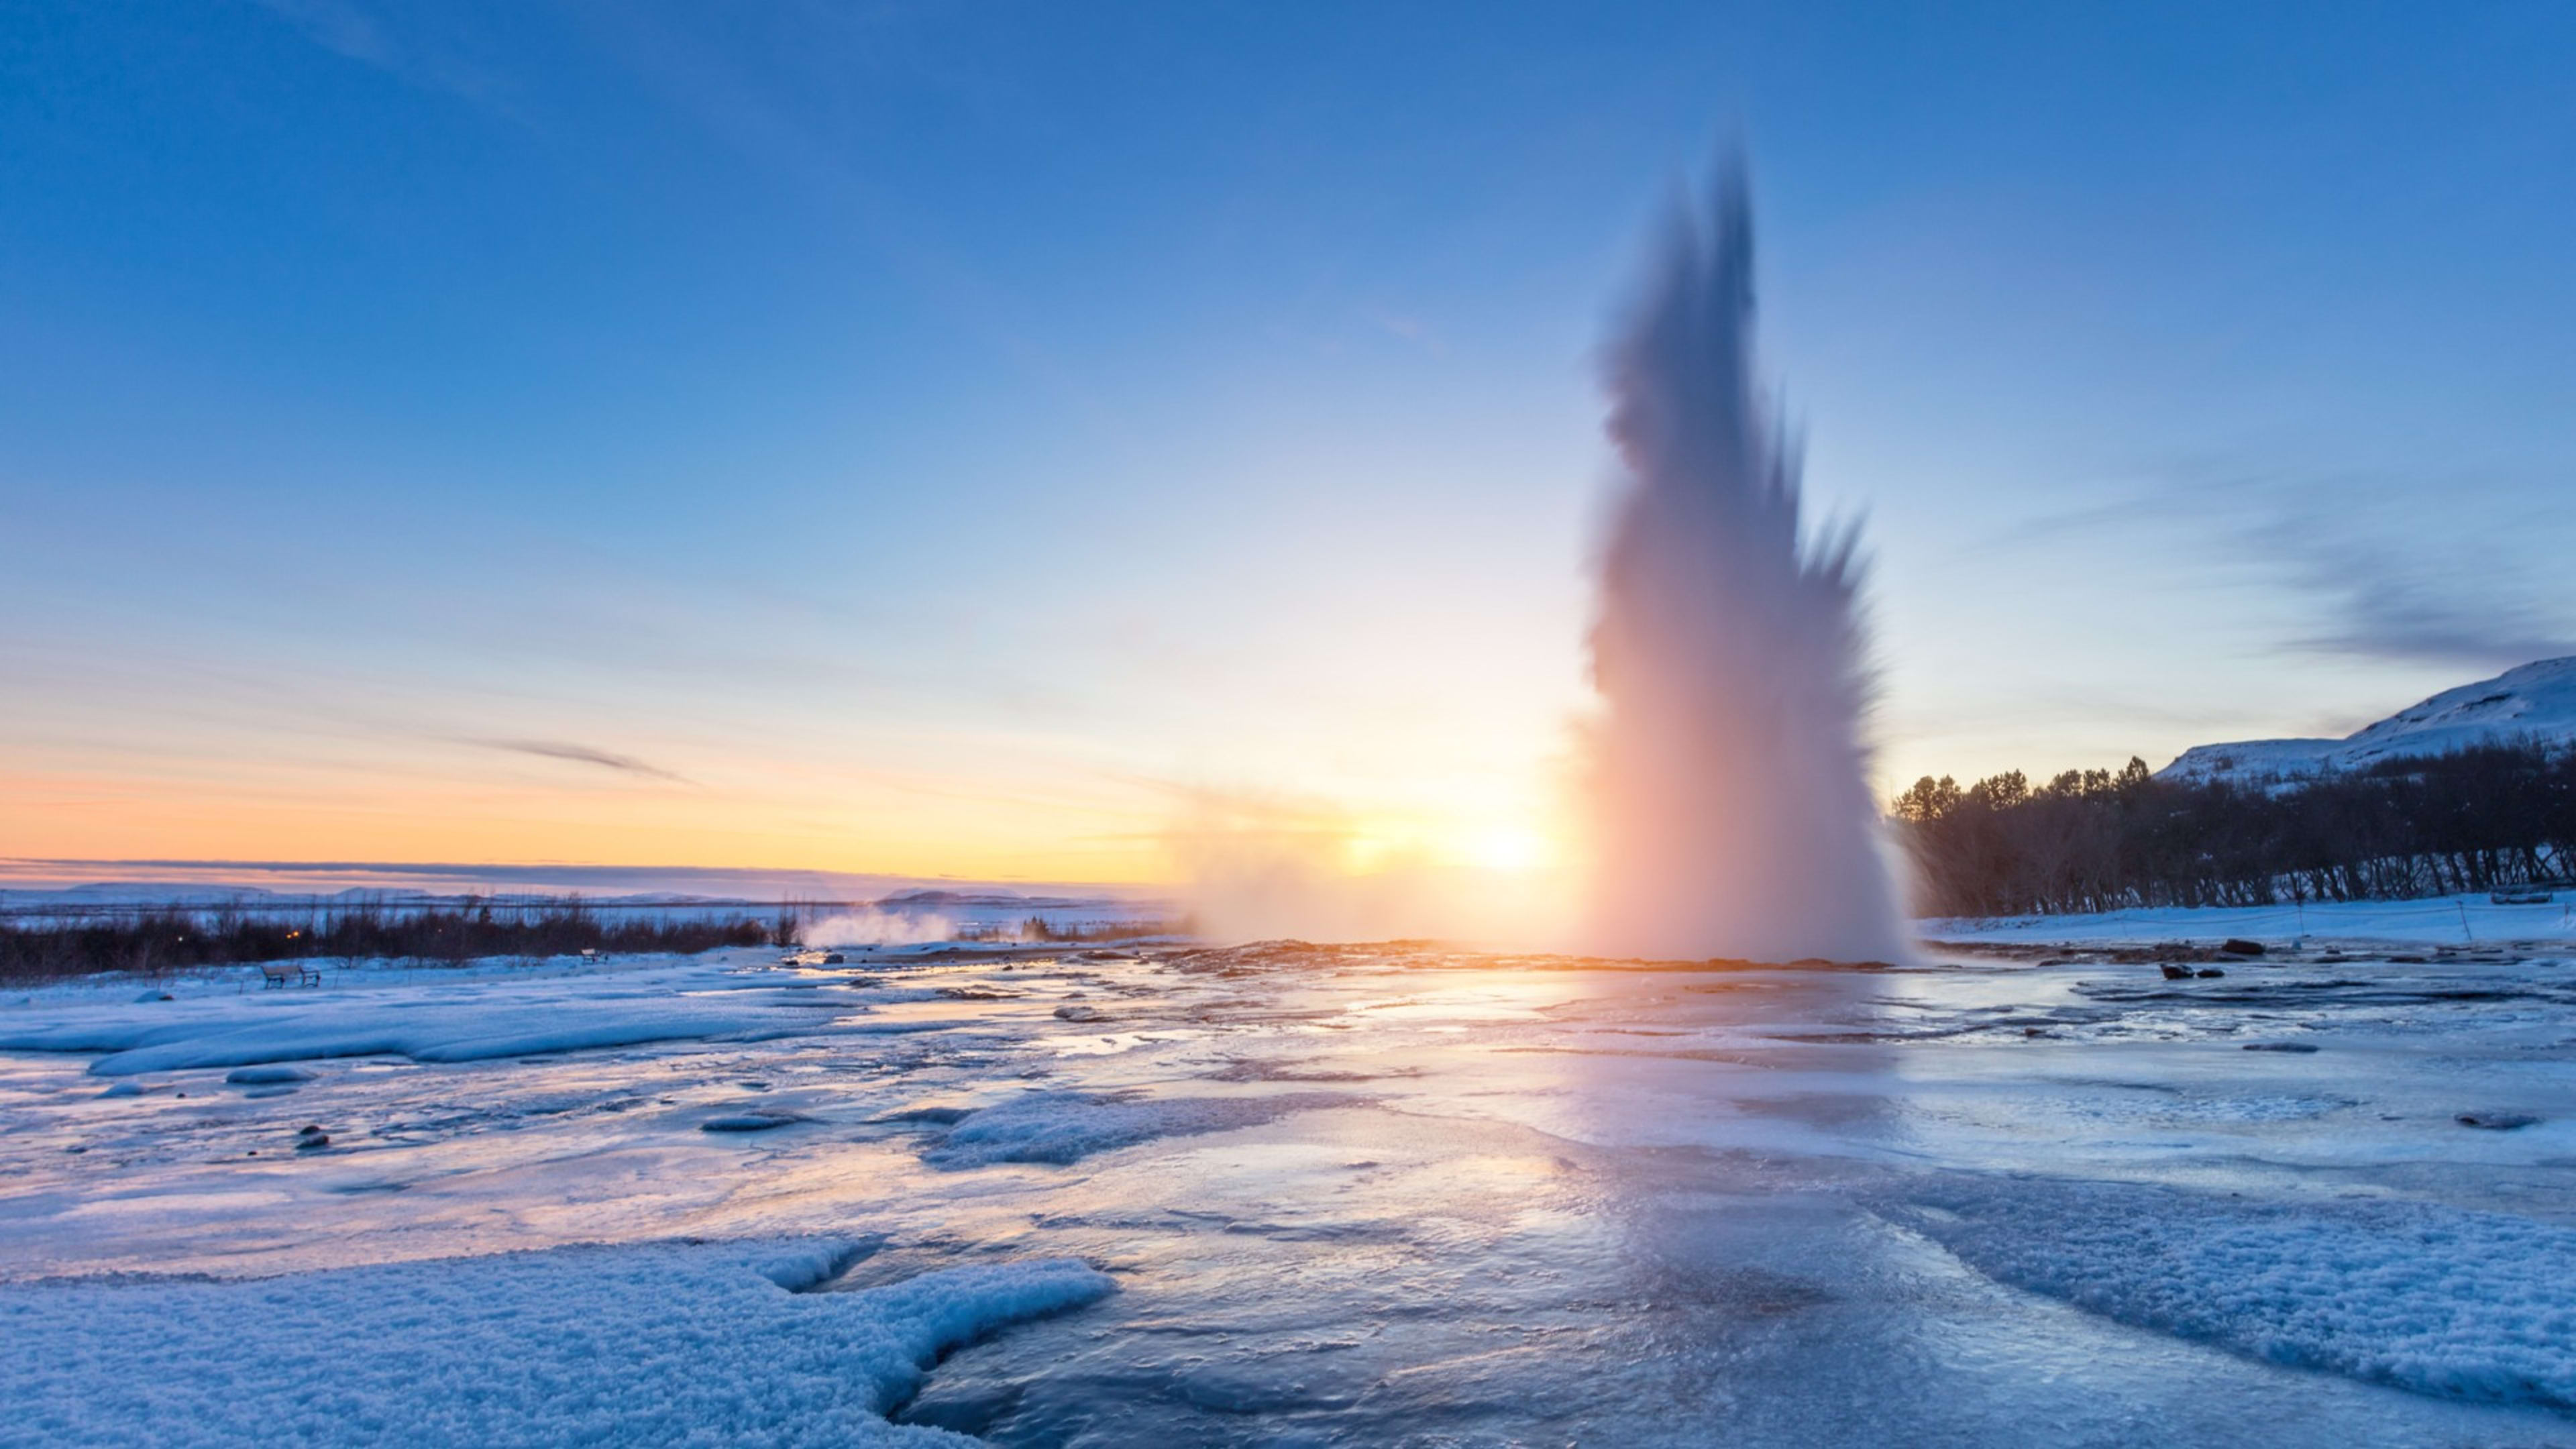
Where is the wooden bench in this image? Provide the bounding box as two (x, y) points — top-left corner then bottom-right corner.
(260, 962), (321, 989)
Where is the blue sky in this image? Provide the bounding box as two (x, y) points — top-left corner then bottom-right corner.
(5, 1), (2573, 883)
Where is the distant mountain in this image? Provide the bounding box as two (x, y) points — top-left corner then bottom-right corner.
(874, 888), (1105, 911)
(2161, 656), (2576, 787)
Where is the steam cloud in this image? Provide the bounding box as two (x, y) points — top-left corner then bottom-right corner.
(1583, 160), (1909, 963)
(1171, 792), (1573, 948)
(804, 908), (959, 947)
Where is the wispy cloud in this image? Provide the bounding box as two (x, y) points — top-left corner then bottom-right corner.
(256, 0), (388, 66)
(1359, 307), (1446, 356)
(2009, 464), (2576, 673)
(2247, 513), (2576, 670)
(253, 0), (521, 117)
(465, 737), (689, 784)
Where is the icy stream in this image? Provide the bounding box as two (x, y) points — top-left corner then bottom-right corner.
(6, 940), (2576, 1445)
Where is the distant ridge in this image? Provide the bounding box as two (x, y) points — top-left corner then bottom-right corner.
(2160, 656), (2576, 786)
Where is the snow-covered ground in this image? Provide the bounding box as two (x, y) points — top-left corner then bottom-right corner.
(7, 931), (2576, 1444)
(3, 1240), (1109, 1447)
(1929, 890), (2576, 948)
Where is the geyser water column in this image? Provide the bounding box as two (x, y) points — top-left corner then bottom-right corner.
(1584, 162), (1909, 964)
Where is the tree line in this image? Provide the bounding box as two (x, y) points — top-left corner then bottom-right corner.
(0, 898), (796, 983)
(1889, 741), (2575, 917)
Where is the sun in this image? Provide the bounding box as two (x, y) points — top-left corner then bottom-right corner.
(1462, 824), (1553, 874)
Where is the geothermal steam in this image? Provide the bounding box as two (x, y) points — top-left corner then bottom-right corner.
(1585, 164), (1908, 963)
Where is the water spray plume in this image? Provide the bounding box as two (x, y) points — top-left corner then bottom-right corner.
(1583, 158), (1910, 964)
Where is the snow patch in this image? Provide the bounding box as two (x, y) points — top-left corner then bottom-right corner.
(0, 992), (841, 1077)
(1884, 1175), (2576, 1408)
(0, 1239), (1113, 1446)
(1924, 891), (2576, 946)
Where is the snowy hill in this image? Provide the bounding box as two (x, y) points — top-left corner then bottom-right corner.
(2161, 656), (2576, 786)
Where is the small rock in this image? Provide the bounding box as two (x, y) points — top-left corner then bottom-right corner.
(701, 1112), (803, 1133)
(2457, 1112), (2540, 1131)
(2242, 1042), (2320, 1053)
(225, 1065), (317, 1085)
(2219, 938), (2267, 957)
(2195, 967), (2226, 978)
(2159, 964), (2194, 980)
(294, 1133), (330, 1150)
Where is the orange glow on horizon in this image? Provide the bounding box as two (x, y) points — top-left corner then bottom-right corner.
(0, 744), (1580, 898)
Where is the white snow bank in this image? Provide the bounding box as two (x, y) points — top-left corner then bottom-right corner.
(0, 1238), (1113, 1447)
(0, 987), (847, 1076)
(1925, 892), (2576, 948)
(923, 1090), (1348, 1168)
(1884, 1175), (2576, 1408)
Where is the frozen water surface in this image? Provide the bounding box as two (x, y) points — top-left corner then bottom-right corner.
(5, 936), (2576, 1444)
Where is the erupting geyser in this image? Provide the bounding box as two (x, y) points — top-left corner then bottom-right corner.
(1585, 161), (1909, 964)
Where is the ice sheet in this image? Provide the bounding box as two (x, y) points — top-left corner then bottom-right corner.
(0, 957), (853, 1075)
(918, 1089), (1351, 1167)
(5, 936), (2575, 1444)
